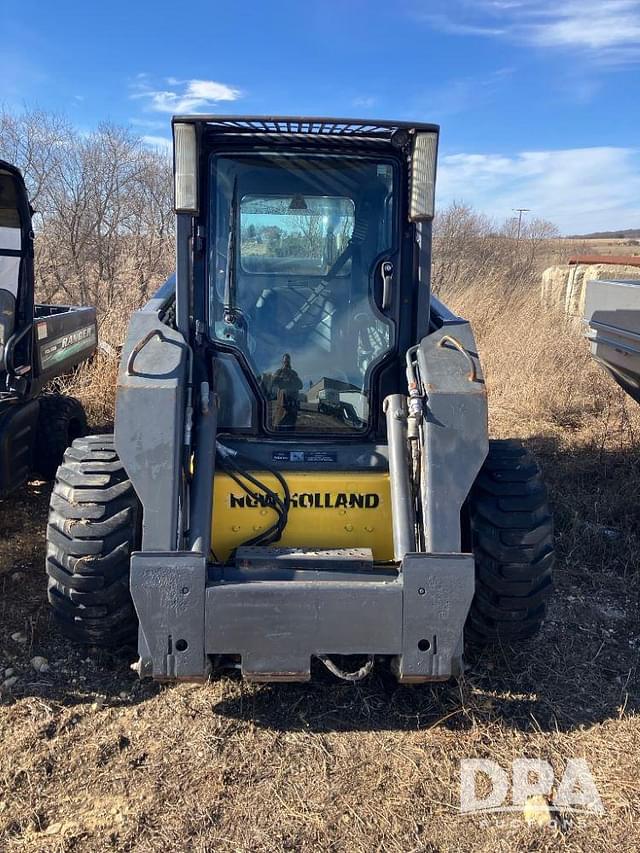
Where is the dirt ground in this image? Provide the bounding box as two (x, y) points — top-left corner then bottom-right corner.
(2, 304), (640, 851)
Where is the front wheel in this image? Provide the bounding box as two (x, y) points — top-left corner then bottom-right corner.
(465, 439), (554, 644)
(45, 435), (140, 647)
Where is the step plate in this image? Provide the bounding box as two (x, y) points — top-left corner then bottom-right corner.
(234, 546), (374, 573)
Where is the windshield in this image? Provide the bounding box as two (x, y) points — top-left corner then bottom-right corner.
(210, 153), (395, 434)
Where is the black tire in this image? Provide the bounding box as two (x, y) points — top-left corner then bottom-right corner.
(35, 394), (88, 479)
(45, 435), (140, 647)
(465, 439), (554, 644)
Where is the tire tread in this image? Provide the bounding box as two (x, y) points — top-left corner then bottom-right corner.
(45, 434), (139, 647)
(466, 439), (554, 643)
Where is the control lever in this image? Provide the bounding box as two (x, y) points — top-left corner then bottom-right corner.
(380, 260), (393, 311)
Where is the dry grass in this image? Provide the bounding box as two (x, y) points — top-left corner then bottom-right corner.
(50, 353), (119, 429)
(50, 293), (144, 427)
(2, 269), (640, 851)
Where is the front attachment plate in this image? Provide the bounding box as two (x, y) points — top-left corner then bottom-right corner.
(130, 551), (474, 683)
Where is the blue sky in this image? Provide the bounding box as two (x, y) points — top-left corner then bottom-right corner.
(3, 0), (640, 232)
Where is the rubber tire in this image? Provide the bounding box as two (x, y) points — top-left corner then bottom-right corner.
(35, 394), (87, 480)
(465, 439), (554, 644)
(45, 435), (140, 647)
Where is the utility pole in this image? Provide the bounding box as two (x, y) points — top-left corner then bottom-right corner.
(513, 208), (530, 241)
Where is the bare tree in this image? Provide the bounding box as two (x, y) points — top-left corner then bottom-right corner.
(433, 201), (560, 301)
(0, 108), (74, 212)
(0, 108), (174, 330)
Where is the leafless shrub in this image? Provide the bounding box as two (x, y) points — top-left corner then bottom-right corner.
(432, 202), (560, 303)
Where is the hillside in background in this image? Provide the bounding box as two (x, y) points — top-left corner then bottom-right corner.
(567, 227), (640, 240)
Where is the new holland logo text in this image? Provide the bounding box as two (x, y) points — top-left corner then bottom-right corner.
(229, 492), (380, 509)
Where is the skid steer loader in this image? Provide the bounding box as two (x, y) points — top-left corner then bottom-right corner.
(45, 117), (554, 683)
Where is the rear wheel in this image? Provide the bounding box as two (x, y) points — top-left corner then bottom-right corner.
(45, 435), (139, 647)
(35, 394), (87, 479)
(465, 439), (554, 644)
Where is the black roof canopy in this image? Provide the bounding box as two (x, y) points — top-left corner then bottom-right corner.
(0, 160), (26, 182)
(171, 115), (439, 143)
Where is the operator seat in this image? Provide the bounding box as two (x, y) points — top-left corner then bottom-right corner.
(253, 285), (335, 360)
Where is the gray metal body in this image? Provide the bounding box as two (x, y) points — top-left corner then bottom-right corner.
(584, 278), (640, 403)
(116, 118), (489, 683)
(119, 289), (488, 682)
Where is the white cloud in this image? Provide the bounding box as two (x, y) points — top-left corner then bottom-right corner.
(130, 117), (166, 129)
(437, 146), (640, 232)
(528, 1), (640, 50)
(421, 11), (505, 37)
(416, 67), (513, 117)
(186, 80), (241, 102)
(132, 77), (243, 114)
(141, 135), (172, 153)
(422, 1), (640, 62)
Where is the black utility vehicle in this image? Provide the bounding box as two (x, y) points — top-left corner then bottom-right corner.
(0, 160), (96, 498)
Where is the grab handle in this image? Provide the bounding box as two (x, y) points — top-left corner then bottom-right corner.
(438, 334), (478, 382)
(126, 328), (171, 377)
(380, 260), (393, 311)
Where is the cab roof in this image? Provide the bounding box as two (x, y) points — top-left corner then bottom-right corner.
(0, 160), (25, 182)
(171, 115), (439, 143)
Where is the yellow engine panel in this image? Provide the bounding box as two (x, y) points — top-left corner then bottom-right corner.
(212, 471), (393, 563)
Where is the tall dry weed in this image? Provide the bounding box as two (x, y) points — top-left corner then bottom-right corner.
(437, 254), (640, 580)
(449, 286), (611, 437)
(432, 203), (639, 450)
(52, 286), (154, 426)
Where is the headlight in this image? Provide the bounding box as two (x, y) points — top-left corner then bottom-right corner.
(409, 132), (438, 221)
(173, 122), (198, 213)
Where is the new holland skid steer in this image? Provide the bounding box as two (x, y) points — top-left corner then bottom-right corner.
(1, 160), (96, 501)
(45, 117), (554, 683)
